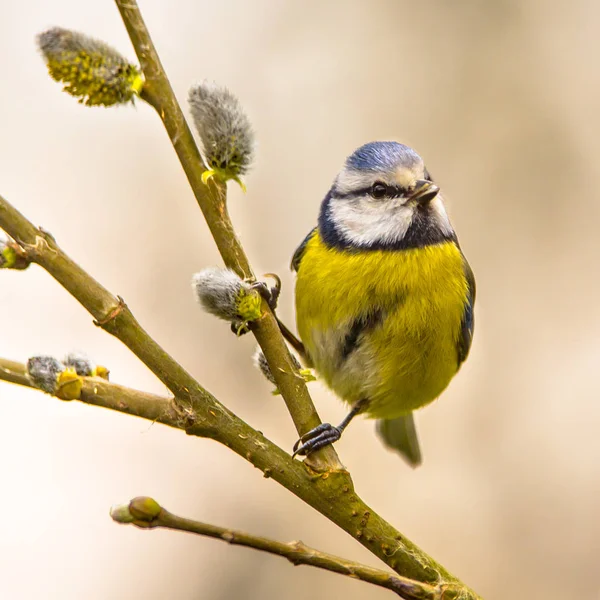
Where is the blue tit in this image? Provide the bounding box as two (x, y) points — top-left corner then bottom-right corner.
(290, 141), (475, 466)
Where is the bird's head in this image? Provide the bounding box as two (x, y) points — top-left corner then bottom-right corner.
(319, 141), (456, 250)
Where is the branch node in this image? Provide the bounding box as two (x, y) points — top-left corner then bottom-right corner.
(19, 232), (55, 262)
(38, 227), (57, 243)
(94, 295), (127, 327)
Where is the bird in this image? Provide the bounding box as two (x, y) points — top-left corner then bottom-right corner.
(289, 141), (475, 465)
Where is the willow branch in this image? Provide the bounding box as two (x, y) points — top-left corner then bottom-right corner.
(113, 0), (339, 471)
(0, 358), (177, 422)
(0, 195), (212, 408)
(111, 497), (447, 600)
(0, 338), (479, 598)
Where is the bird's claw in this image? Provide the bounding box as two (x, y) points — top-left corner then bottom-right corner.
(292, 423), (342, 458)
(250, 273), (281, 311)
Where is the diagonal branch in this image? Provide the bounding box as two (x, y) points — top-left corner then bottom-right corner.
(0, 342), (480, 598)
(111, 496), (449, 600)
(113, 0), (340, 471)
(0, 194), (210, 407)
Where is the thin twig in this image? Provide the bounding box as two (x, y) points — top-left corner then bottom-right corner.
(0, 358), (178, 423)
(112, 496), (449, 600)
(113, 0), (341, 471)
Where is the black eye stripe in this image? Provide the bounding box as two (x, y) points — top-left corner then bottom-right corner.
(331, 186), (372, 199)
(332, 184), (407, 200)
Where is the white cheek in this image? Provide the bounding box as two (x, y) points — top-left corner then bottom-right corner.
(329, 197), (414, 246)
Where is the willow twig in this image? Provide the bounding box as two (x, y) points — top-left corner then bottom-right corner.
(113, 0), (339, 472)
(0, 358), (177, 423)
(111, 496), (450, 600)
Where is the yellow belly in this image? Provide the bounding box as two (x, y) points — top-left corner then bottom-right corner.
(295, 232), (469, 419)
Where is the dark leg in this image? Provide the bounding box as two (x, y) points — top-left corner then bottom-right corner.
(276, 319), (310, 365)
(292, 399), (369, 458)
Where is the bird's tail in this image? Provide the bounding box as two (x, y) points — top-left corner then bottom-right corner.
(376, 413), (422, 468)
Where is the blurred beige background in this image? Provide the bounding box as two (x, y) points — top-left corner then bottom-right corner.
(1, 0), (599, 598)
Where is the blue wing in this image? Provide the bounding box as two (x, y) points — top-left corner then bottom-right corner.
(291, 227), (318, 272)
(457, 256), (476, 365)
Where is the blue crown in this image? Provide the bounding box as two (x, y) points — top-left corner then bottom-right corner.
(346, 141), (421, 172)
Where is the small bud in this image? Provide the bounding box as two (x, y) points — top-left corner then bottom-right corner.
(188, 81), (254, 190)
(129, 496), (162, 521)
(299, 369), (317, 383)
(27, 356), (66, 393)
(253, 348), (315, 394)
(111, 497), (162, 528)
(192, 267), (263, 331)
(95, 365), (110, 380)
(0, 233), (29, 270)
(64, 352), (110, 379)
(37, 27), (143, 107)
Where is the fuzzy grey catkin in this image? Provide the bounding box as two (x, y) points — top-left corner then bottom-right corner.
(64, 352), (95, 377)
(27, 356), (66, 393)
(192, 267), (247, 321)
(37, 27), (142, 107)
(253, 348), (277, 385)
(253, 348), (303, 386)
(188, 81), (254, 183)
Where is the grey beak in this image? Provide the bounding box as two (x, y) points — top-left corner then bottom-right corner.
(409, 180), (440, 205)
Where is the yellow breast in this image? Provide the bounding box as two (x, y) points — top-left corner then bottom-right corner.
(294, 232), (470, 419)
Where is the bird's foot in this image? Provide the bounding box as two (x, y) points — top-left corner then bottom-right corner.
(292, 423), (342, 458)
(249, 273), (281, 311)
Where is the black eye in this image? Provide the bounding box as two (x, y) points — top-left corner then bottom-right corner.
(371, 182), (388, 199)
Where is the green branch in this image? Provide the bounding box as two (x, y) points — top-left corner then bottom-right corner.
(113, 0), (339, 472)
(0, 357), (181, 422)
(0, 195), (210, 406)
(0, 340), (476, 599)
(111, 496), (448, 600)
